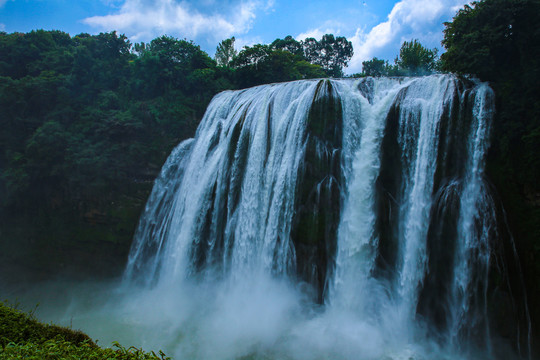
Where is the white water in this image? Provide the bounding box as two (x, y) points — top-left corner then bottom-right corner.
(9, 76), (528, 360)
(331, 78), (405, 309)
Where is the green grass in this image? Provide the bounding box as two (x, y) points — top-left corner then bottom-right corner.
(0, 302), (169, 359)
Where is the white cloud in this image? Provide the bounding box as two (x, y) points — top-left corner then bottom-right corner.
(296, 28), (334, 41)
(295, 19), (345, 42)
(263, 0), (275, 12)
(296, 23), (340, 42)
(234, 35), (264, 51)
(0, 23), (5, 31)
(344, 0), (471, 74)
(83, 0), (269, 44)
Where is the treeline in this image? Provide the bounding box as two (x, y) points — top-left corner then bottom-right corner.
(0, 30), (351, 280)
(359, 39), (439, 77)
(216, 34), (353, 85)
(0, 32), (221, 214)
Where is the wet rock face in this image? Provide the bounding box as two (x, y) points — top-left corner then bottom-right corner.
(291, 80), (343, 303)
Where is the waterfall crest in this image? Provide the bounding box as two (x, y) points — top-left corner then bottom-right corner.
(124, 75), (529, 359)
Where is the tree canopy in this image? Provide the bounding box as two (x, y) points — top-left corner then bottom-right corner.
(215, 37), (237, 67)
(441, 0), (540, 81)
(395, 39), (438, 75)
(0, 31), (235, 279)
(358, 40), (437, 77)
(231, 34), (353, 82)
(303, 34), (354, 77)
(360, 57), (399, 77)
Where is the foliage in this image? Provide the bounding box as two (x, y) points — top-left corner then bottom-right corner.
(395, 39), (439, 75)
(441, 0), (540, 81)
(232, 44), (326, 88)
(362, 57), (387, 77)
(232, 43), (272, 68)
(303, 34), (354, 77)
(0, 302), (169, 359)
(215, 37), (237, 67)
(0, 31), (229, 280)
(361, 57), (399, 77)
(231, 34), (353, 83)
(270, 35), (304, 57)
(358, 40), (437, 77)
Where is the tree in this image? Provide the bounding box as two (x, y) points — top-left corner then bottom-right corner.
(215, 37), (237, 67)
(395, 39), (438, 75)
(441, 0), (540, 82)
(302, 34), (353, 77)
(231, 44), (271, 68)
(71, 31), (134, 99)
(232, 45), (325, 88)
(0, 30), (230, 282)
(132, 36), (216, 96)
(232, 34), (352, 78)
(362, 57), (395, 77)
(271, 35), (304, 57)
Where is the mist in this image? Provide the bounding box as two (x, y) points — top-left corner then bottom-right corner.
(2, 273), (470, 360)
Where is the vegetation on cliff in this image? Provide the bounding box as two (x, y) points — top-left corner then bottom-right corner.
(359, 39), (439, 77)
(439, 0), (540, 344)
(0, 302), (168, 359)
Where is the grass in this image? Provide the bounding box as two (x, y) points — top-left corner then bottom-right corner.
(0, 301), (169, 359)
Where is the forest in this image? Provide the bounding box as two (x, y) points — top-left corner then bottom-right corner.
(0, 0), (539, 357)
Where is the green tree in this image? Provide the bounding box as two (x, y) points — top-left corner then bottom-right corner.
(302, 34), (353, 77)
(232, 34), (352, 79)
(233, 45), (325, 88)
(361, 57), (395, 77)
(231, 44), (271, 68)
(395, 39), (438, 75)
(215, 37), (237, 67)
(131, 35), (216, 97)
(441, 0), (540, 81)
(271, 35), (304, 57)
(0, 30), (228, 283)
(70, 31), (134, 100)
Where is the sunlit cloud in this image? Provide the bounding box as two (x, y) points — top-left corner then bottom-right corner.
(345, 0), (470, 74)
(284, 0), (469, 74)
(83, 0), (271, 44)
(234, 35), (264, 50)
(80, 0), (470, 72)
(296, 28), (337, 41)
(295, 19), (346, 42)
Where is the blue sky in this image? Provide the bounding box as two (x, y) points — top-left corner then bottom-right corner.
(0, 0), (470, 74)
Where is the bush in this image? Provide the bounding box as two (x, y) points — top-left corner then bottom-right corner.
(0, 302), (168, 359)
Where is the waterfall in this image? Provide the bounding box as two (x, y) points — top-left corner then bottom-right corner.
(124, 75), (530, 359)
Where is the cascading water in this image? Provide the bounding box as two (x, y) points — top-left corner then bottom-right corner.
(122, 75), (530, 359)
